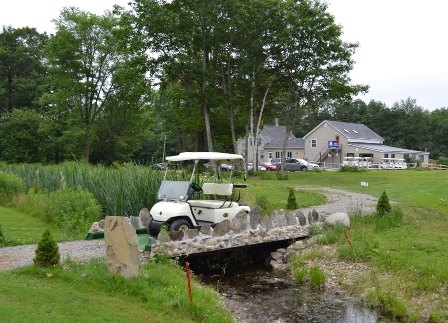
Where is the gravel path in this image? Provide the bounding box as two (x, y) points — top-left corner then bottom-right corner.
(0, 240), (105, 271)
(0, 187), (377, 271)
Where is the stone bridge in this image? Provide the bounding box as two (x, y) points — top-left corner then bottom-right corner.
(148, 207), (324, 258)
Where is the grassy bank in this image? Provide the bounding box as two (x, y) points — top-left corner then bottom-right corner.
(275, 169), (448, 321)
(0, 259), (233, 323)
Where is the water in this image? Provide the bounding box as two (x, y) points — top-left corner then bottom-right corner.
(199, 266), (392, 323)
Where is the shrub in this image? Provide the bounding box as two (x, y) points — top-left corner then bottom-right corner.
(339, 166), (364, 172)
(33, 230), (60, 267)
(0, 172), (26, 203)
(46, 188), (101, 233)
(310, 266), (326, 287)
(286, 188), (298, 210)
(376, 191), (392, 217)
(255, 193), (273, 215)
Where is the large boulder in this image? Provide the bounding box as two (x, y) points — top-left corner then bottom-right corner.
(249, 206), (261, 229)
(286, 212), (298, 226)
(295, 211), (307, 226)
(272, 210), (287, 228)
(259, 215), (273, 230)
(231, 211), (249, 233)
(105, 216), (140, 278)
(201, 224), (212, 236)
(325, 212), (350, 227)
(213, 220), (231, 236)
(139, 208), (151, 228)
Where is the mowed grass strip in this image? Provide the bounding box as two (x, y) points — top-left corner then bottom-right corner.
(0, 206), (77, 245)
(0, 260), (233, 323)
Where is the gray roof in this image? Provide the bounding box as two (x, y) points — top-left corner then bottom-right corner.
(264, 138), (305, 149)
(347, 143), (425, 154)
(305, 120), (384, 143)
(260, 124), (296, 142)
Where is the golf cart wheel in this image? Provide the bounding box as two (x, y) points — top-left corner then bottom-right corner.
(170, 219), (192, 232)
(301, 166), (307, 171)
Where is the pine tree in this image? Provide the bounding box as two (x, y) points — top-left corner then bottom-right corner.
(34, 230), (60, 267)
(376, 191), (392, 217)
(286, 188), (298, 210)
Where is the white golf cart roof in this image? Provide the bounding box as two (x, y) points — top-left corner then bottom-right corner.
(166, 152), (244, 162)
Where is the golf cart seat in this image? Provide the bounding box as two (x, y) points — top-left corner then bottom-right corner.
(189, 183), (235, 208)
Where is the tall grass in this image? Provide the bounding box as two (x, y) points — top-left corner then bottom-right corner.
(0, 162), (164, 217)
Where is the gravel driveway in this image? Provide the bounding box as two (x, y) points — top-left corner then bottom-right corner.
(0, 187), (377, 271)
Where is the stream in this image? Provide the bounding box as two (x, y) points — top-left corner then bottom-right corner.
(198, 265), (392, 323)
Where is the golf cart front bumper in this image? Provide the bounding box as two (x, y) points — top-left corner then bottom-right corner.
(147, 218), (168, 237)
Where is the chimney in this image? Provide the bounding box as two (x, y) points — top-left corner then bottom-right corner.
(274, 118), (279, 127)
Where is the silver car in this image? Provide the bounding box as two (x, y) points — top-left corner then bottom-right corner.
(275, 158), (319, 171)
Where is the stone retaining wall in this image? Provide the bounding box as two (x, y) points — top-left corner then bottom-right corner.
(149, 207), (323, 258)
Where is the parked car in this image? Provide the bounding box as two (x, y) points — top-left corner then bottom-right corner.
(247, 163), (266, 171)
(220, 163), (233, 171)
(259, 162), (277, 171)
(274, 158), (319, 171)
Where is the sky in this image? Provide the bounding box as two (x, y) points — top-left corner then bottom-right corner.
(1, 0), (447, 111)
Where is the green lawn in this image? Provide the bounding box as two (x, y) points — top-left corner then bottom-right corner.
(0, 260), (232, 323)
(0, 206), (80, 245)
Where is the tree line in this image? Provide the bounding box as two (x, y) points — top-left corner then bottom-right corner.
(0, 0), (447, 165)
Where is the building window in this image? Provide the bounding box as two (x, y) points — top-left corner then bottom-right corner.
(275, 151), (280, 158)
(311, 139), (317, 148)
(346, 153), (354, 157)
(391, 154), (395, 158)
(287, 151), (292, 158)
(384, 154), (389, 158)
(268, 152), (272, 159)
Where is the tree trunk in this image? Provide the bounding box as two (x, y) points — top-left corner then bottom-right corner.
(83, 124), (91, 163)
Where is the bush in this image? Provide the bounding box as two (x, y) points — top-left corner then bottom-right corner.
(45, 188), (101, 233)
(14, 188), (101, 234)
(0, 172), (26, 203)
(286, 188), (298, 210)
(339, 166), (364, 172)
(255, 193), (273, 215)
(33, 230), (60, 267)
(376, 191), (392, 217)
(310, 266), (326, 287)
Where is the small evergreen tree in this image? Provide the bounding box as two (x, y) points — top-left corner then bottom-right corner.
(376, 191), (392, 217)
(286, 188), (298, 210)
(34, 230), (60, 267)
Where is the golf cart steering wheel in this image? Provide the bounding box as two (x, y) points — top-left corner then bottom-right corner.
(190, 182), (203, 192)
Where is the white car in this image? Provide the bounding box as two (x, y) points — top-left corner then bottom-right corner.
(247, 163), (266, 171)
(147, 152), (250, 237)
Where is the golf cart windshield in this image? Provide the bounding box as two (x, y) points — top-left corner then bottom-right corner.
(157, 180), (192, 201)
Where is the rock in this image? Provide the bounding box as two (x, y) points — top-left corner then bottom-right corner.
(231, 211), (249, 233)
(286, 212), (298, 226)
(270, 251), (284, 262)
(157, 230), (171, 243)
(89, 222), (100, 233)
(213, 220), (231, 236)
(185, 229), (200, 239)
(104, 216), (140, 278)
(130, 216), (143, 229)
(200, 224), (212, 236)
(270, 260), (288, 271)
(312, 209), (319, 222)
(307, 234), (325, 245)
(147, 237), (158, 247)
(272, 210), (288, 227)
(139, 208), (151, 228)
(99, 219), (105, 229)
(169, 230), (184, 241)
(325, 212), (350, 227)
(249, 206), (261, 229)
(277, 248), (287, 254)
(259, 215), (273, 230)
(288, 240), (307, 251)
(295, 211), (307, 226)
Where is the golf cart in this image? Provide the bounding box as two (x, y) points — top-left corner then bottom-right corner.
(146, 152), (250, 237)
